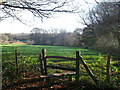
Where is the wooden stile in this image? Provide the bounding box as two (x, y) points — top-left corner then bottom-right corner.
(38, 49), (100, 87)
(39, 49), (80, 82)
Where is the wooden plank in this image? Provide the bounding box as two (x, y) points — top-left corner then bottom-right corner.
(40, 74), (62, 78)
(40, 72), (76, 79)
(61, 72), (76, 75)
(46, 56), (76, 61)
(47, 65), (76, 71)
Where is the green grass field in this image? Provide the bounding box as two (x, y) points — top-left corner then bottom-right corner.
(2, 44), (119, 88)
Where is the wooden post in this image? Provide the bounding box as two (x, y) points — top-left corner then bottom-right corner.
(15, 50), (18, 74)
(42, 49), (47, 75)
(39, 54), (44, 75)
(106, 54), (111, 83)
(75, 51), (80, 83)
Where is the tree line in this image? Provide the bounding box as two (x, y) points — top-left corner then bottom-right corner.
(0, 29), (77, 47)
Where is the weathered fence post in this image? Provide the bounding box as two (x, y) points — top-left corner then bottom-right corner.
(42, 49), (47, 75)
(75, 51), (80, 83)
(106, 54), (111, 83)
(15, 50), (18, 74)
(39, 54), (44, 75)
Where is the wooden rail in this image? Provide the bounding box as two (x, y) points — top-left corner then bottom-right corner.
(46, 56), (76, 61)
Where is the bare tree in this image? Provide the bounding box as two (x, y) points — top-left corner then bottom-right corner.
(0, 0), (79, 21)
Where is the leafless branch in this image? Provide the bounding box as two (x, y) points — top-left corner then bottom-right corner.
(0, 0), (78, 22)
(84, 0), (99, 4)
(95, 0), (99, 4)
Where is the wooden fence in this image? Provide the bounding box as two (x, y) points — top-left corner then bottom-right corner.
(39, 49), (81, 83)
(39, 49), (99, 85)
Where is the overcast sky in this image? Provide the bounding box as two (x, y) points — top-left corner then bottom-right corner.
(0, 13), (86, 33)
(0, 0), (99, 33)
